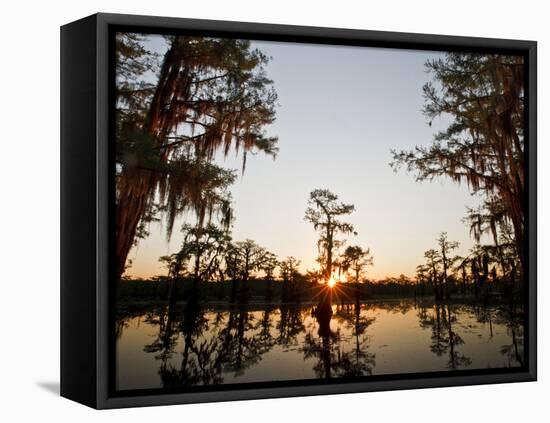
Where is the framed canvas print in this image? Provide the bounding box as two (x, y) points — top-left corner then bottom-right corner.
(60, 13), (537, 409)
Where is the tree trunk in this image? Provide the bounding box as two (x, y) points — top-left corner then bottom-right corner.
(265, 277), (273, 302)
(192, 250), (201, 292)
(230, 278), (239, 303)
(441, 245), (450, 300)
(326, 226), (333, 280)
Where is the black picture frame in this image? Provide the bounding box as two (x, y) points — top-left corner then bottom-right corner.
(61, 12), (537, 409)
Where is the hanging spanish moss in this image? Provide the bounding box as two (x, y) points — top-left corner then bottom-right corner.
(391, 53), (525, 275)
(114, 34), (279, 279)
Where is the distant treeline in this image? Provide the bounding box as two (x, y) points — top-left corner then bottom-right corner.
(117, 274), (519, 304)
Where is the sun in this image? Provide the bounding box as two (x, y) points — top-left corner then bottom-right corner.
(327, 275), (337, 288)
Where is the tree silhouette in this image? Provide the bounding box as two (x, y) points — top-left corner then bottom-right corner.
(424, 248), (443, 300)
(340, 245), (374, 283)
(437, 232), (460, 299)
(469, 244), (492, 300)
(180, 223), (231, 299)
(463, 197), (520, 298)
(416, 264), (431, 297)
(260, 252), (278, 301)
(229, 240), (271, 303)
(305, 189), (356, 281)
(279, 256), (301, 302)
(159, 249), (190, 305)
(224, 243), (242, 302)
(454, 257), (470, 295)
(391, 53), (525, 274)
(115, 34), (278, 280)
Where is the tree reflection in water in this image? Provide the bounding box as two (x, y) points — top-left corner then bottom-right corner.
(277, 306), (306, 347)
(301, 300), (376, 379)
(495, 305), (524, 367)
(115, 299), (524, 389)
(416, 302), (472, 369)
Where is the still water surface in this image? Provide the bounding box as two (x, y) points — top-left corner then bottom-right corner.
(116, 301), (523, 390)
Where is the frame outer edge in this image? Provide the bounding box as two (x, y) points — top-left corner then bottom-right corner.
(60, 14), (99, 408)
(96, 12), (111, 409)
(527, 42), (537, 381)
(80, 12), (537, 409)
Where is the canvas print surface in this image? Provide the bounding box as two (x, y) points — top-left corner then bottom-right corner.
(113, 31), (526, 392)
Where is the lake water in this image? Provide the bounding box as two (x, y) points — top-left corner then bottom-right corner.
(115, 300), (524, 391)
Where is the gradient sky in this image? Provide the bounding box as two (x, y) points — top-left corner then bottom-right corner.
(124, 35), (484, 280)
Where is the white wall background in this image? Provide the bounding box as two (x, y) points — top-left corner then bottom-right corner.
(0, 0), (546, 420)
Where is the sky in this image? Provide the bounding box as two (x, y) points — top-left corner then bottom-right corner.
(123, 35), (484, 281)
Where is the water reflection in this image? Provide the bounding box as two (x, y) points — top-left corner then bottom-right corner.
(417, 303), (472, 369)
(115, 300), (524, 391)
